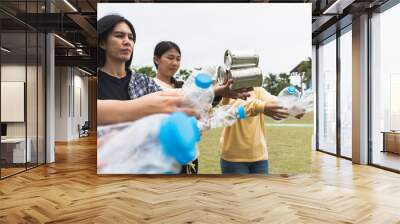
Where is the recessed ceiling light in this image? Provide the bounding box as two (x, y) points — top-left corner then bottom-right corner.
(323, 0), (355, 15)
(78, 67), (93, 76)
(54, 34), (75, 48)
(63, 0), (78, 12)
(1, 47), (11, 53)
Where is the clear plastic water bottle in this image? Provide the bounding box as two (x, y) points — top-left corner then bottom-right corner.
(277, 86), (301, 116)
(181, 72), (215, 125)
(284, 88), (314, 117)
(203, 105), (247, 130)
(97, 112), (200, 174)
(298, 89), (314, 113)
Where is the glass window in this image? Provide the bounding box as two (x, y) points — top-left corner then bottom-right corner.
(318, 35), (337, 155)
(0, 0), (46, 179)
(371, 3), (400, 171)
(339, 28), (352, 158)
(27, 31), (38, 169)
(1, 30), (28, 178)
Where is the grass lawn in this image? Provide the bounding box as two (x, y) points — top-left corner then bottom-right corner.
(198, 112), (314, 174)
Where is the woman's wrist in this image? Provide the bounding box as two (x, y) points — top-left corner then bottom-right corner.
(130, 97), (153, 119)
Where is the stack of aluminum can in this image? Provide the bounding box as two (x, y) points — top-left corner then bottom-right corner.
(217, 50), (263, 90)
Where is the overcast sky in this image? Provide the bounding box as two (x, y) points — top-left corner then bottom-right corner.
(98, 3), (311, 75)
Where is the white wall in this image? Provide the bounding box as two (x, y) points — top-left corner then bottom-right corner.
(1, 64), (41, 137)
(55, 66), (69, 141)
(1, 64), (46, 164)
(73, 72), (89, 137)
(1, 65), (28, 138)
(55, 66), (89, 141)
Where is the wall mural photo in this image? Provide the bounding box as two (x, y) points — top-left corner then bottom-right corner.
(96, 3), (313, 175)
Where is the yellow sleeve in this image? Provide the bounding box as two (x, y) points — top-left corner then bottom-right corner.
(256, 87), (278, 103)
(221, 96), (265, 117)
(248, 99), (266, 117)
(219, 88), (277, 117)
(241, 88), (279, 117)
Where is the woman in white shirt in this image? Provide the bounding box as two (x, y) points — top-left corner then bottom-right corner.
(153, 41), (184, 90)
(152, 41), (197, 174)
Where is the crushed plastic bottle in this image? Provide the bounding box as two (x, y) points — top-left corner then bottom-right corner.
(298, 89), (314, 113)
(181, 72), (215, 126)
(278, 86), (300, 107)
(201, 104), (247, 130)
(276, 86), (314, 118)
(97, 112), (200, 174)
(285, 88), (314, 117)
(277, 86), (301, 117)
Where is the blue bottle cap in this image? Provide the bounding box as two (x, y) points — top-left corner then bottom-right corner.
(236, 105), (246, 120)
(159, 112), (200, 165)
(194, 73), (213, 89)
(287, 86), (297, 95)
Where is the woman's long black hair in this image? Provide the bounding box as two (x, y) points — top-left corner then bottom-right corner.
(97, 14), (136, 69)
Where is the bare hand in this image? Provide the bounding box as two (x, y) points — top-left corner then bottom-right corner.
(263, 102), (289, 120)
(214, 79), (252, 100)
(294, 110), (305, 119)
(292, 105), (306, 119)
(139, 91), (201, 119)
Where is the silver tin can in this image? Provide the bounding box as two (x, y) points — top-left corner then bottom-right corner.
(217, 65), (228, 85)
(229, 67), (263, 90)
(224, 50), (259, 70)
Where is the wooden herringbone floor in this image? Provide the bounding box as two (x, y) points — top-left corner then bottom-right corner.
(1, 135), (400, 223)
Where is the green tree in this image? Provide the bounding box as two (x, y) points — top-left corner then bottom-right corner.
(134, 66), (156, 78)
(293, 57), (312, 88)
(277, 72), (292, 93)
(175, 69), (192, 81)
(263, 73), (278, 95)
(263, 72), (291, 96)
(263, 58), (312, 95)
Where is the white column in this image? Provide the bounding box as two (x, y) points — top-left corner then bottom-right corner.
(352, 14), (369, 164)
(312, 45), (317, 151)
(45, 0), (55, 163)
(46, 32), (55, 163)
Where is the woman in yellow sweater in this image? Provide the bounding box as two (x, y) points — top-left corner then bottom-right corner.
(219, 87), (304, 174)
(152, 41), (257, 174)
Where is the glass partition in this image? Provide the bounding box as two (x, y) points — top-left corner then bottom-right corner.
(339, 27), (352, 158)
(0, 0), (46, 179)
(370, 3), (400, 171)
(317, 35), (337, 155)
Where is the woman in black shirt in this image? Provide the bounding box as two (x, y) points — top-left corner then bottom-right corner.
(97, 15), (198, 125)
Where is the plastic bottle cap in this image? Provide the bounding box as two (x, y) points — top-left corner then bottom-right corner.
(287, 86), (297, 95)
(194, 73), (213, 89)
(159, 112), (200, 165)
(236, 105), (247, 120)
